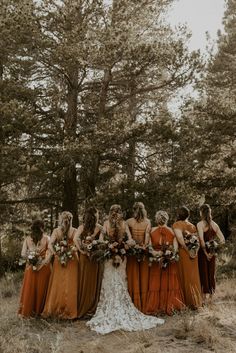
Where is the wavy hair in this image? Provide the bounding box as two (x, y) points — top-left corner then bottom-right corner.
(59, 211), (73, 237)
(133, 202), (147, 222)
(31, 219), (44, 245)
(80, 206), (98, 240)
(200, 204), (212, 226)
(176, 206), (190, 221)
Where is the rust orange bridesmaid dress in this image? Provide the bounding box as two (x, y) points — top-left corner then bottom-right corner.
(126, 218), (150, 312)
(146, 226), (184, 315)
(18, 235), (51, 317)
(42, 227), (78, 319)
(172, 221), (202, 309)
(77, 226), (104, 318)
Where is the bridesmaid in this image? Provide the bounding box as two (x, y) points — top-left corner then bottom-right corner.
(172, 206), (202, 309)
(74, 207), (104, 318)
(146, 211), (184, 315)
(126, 202), (151, 312)
(197, 204), (225, 304)
(18, 220), (51, 317)
(42, 211), (78, 319)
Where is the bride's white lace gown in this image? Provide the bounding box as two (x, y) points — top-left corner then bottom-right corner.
(86, 258), (164, 334)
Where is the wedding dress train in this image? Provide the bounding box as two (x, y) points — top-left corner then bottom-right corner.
(87, 258), (164, 334)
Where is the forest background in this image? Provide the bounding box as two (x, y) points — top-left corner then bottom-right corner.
(0, 0), (235, 273)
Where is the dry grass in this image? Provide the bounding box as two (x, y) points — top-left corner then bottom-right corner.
(0, 270), (236, 353)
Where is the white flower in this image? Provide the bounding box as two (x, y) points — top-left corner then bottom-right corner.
(126, 239), (136, 246)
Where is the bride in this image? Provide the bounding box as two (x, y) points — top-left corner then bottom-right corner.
(86, 204), (164, 334)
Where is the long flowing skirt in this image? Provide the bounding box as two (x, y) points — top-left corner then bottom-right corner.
(127, 256), (149, 312)
(42, 256), (78, 319)
(177, 248), (202, 308)
(87, 258), (164, 334)
(146, 262), (184, 315)
(18, 264), (51, 317)
(198, 248), (216, 294)
(77, 254), (103, 318)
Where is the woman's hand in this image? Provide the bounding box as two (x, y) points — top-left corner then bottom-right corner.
(189, 249), (197, 259)
(36, 260), (47, 271)
(205, 252), (213, 261)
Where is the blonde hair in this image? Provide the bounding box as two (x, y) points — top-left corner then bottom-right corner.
(155, 211), (169, 226)
(133, 202), (147, 222)
(59, 211), (73, 236)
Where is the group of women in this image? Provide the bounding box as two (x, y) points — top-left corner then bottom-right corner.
(18, 203), (225, 334)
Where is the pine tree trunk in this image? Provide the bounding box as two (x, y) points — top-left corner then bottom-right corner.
(126, 80), (137, 205)
(62, 65), (79, 227)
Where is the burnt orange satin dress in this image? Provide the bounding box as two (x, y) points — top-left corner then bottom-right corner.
(172, 221), (202, 309)
(42, 229), (78, 319)
(146, 227), (184, 315)
(126, 220), (149, 312)
(18, 236), (51, 317)
(77, 230), (104, 318)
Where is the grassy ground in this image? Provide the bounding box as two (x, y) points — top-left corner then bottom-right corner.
(0, 260), (236, 353)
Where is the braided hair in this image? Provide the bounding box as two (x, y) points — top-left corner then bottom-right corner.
(155, 211), (169, 226)
(108, 204), (124, 242)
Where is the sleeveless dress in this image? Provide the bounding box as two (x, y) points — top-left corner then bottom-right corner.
(126, 219), (150, 312)
(86, 227), (164, 334)
(77, 228), (104, 318)
(198, 227), (217, 294)
(172, 221), (202, 309)
(146, 227), (184, 315)
(42, 228), (78, 319)
(18, 235), (51, 317)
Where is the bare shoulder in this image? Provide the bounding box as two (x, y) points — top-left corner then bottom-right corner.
(126, 218), (133, 225)
(166, 226), (174, 234)
(211, 221), (219, 231)
(197, 220), (204, 228)
(151, 226), (157, 233)
(172, 221), (182, 229)
(43, 234), (50, 242)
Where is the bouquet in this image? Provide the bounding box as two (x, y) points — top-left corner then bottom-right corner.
(205, 238), (222, 256)
(183, 231), (200, 258)
(93, 234), (137, 267)
(19, 250), (42, 271)
(53, 238), (76, 266)
(122, 236), (147, 262)
(81, 236), (109, 262)
(148, 244), (179, 269)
